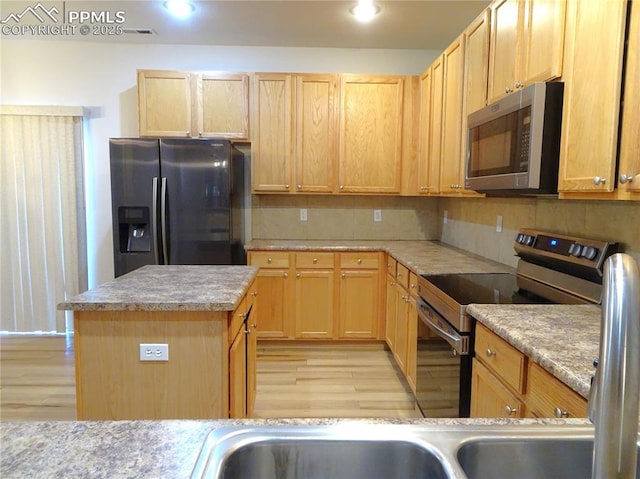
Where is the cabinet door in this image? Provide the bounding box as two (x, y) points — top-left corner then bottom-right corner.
(440, 34), (467, 195)
(339, 75), (404, 193)
(338, 269), (380, 339)
(520, 0), (566, 84)
(254, 269), (292, 339)
(229, 326), (247, 418)
(558, 0), (627, 194)
(470, 359), (524, 418)
(526, 362), (587, 418)
(393, 285), (410, 373)
(417, 66), (441, 194)
(429, 56), (445, 195)
(294, 270), (334, 338)
(295, 74), (339, 193)
(464, 8), (491, 116)
(385, 273), (397, 350)
(251, 73), (294, 192)
(618, 0), (640, 198)
(138, 70), (193, 137)
(488, 0), (522, 102)
(197, 73), (249, 139)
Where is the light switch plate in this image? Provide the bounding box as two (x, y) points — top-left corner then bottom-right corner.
(443, 210), (448, 225)
(496, 215), (503, 233)
(300, 208), (307, 221)
(374, 209), (382, 222)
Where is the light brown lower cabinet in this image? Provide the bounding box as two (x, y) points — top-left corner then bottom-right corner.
(74, 280), (257, 420)
(249, 250), (382, 340)
(470, 323), (587, 419)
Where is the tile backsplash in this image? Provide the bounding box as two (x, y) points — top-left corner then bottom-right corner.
(439, 197), (640, 268)
(251, 195), (440, 241)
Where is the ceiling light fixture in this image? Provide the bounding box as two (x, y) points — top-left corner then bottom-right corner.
(164, 0), (195, 19)
(350, 0), (380, 23)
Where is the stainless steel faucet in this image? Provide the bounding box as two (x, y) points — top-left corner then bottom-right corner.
(589, 253), (640, 478)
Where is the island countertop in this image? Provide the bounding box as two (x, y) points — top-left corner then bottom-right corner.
(58, 265), (259, 312)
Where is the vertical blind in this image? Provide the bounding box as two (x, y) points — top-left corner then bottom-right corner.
(0, 106), (87, 332)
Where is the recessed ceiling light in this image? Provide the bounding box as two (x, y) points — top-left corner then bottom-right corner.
(164, 0), (195, 19)
(350, 1), (380, 23)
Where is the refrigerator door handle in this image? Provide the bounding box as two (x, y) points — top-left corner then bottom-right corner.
(160, 177), (169, 264)
(152, 177), (159, 264)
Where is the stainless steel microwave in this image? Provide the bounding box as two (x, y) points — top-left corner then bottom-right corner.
(465, 82), (564, 195)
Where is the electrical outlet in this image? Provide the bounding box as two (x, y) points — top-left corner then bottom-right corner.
(300, 208), (307, 221)
(443, 210), (448, 225)
(140, 343), (169, 361)
(374, 209), (382, 222)
(496, 215), (503, 233)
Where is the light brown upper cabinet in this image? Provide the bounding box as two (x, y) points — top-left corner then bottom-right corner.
(339, 75), (405, 193)
(294, 74), (339, 193)
(617, 0), (640, 200)
(251, 73), (294, 192)
(464, 8), (491, 118)
(138, 70), (193, 138)
(557, 0), (628, 197)
(251, 73), (338, 193)
(137, 70), (249, 139)
(417, 57), (444, 195)
(487, 0), (566, 103)
(196, 73), (249, 139)
(439, 34), (468, 195)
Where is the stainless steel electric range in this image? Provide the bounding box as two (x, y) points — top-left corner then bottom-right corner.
(415, 228), (620, 418)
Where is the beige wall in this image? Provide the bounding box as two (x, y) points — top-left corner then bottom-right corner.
(439, 197), (640, 268)
(252, 195), (440, 241)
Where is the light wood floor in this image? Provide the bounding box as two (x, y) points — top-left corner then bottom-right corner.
(0, 335), (419, 421)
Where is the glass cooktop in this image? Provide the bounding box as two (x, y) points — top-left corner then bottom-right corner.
(421, 273), (553, 306)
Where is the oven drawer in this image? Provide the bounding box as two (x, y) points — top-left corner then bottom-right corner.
(475, 323), (526, 394)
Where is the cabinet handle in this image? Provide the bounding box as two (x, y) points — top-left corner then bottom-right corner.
(252, 323), (257, 329)
(389, 281), (396, 286)
(486, 348), (496, 357)
(285, 184), (290, 189)
(198, 132), (203, 137)
(420, 186), (429, 191)
(619, 174), (634, 184)
(186, 131), (191, 136)
(341, 273), (346, 279)
(297, 184), (302, 189)
(357, 259), (362, 264)
(515, 81), (523, 88)
(410, 283), (416, 289)
(340, 185), (344, 190)
(238, 312), (246, 319)
(554, 407), (569, 418)
(593, 176), (606, 186)
(296, 273), (301, 278)
(251, 291), (258, 297)
(283, 272), (288, 278)
(505, 405), (518, 415)
(267, 257), (272, 264)
(313, 258), (318, 264)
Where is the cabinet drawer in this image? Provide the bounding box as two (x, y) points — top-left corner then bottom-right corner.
(475, 323), (526, 394)
(295, 252), (335, 269)
(249, 251), (290, 268)
(340, 252), (380, 269)
(395, 263), (409, 290)
(526, 362), (587, 418)
(386, 255), (397, 276)
(408, 272), (419, 298)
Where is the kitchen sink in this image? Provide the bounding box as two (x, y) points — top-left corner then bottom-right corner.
(190, 424), (640, 479)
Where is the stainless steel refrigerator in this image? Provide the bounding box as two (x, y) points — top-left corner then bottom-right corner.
(109, 138), (246, 277)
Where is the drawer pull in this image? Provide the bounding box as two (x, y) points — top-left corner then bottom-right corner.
(313, 258), (318, 263)
(267, 258), (272, 264)
(486, 348), (496, 357)
(554, 407), (569, 418)
(251, 291), (258, 297)
(357, 259), (362, 264)
(505, 405), (518, 415)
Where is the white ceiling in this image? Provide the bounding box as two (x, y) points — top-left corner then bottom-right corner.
(1, 1), (491, 50)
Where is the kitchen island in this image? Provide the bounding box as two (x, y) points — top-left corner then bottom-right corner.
(58, 265), (259, 421)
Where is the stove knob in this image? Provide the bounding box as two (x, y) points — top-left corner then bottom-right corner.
(516, 233), (525, 244)
(581, 246), (599, 260)
(570, 243), (584, 257)
(524, 235), (535, 246)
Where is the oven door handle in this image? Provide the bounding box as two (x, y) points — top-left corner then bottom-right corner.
(417, 299), (469, 355)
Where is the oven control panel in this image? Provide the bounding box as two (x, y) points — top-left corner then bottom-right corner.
(514, 228), (619, 278)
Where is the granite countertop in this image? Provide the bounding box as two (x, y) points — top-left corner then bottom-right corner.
(246, 240), (514, 275)
(1, 418), (591, 479)
(467, 304), (601, 399)
(58, 265), (258, 312)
